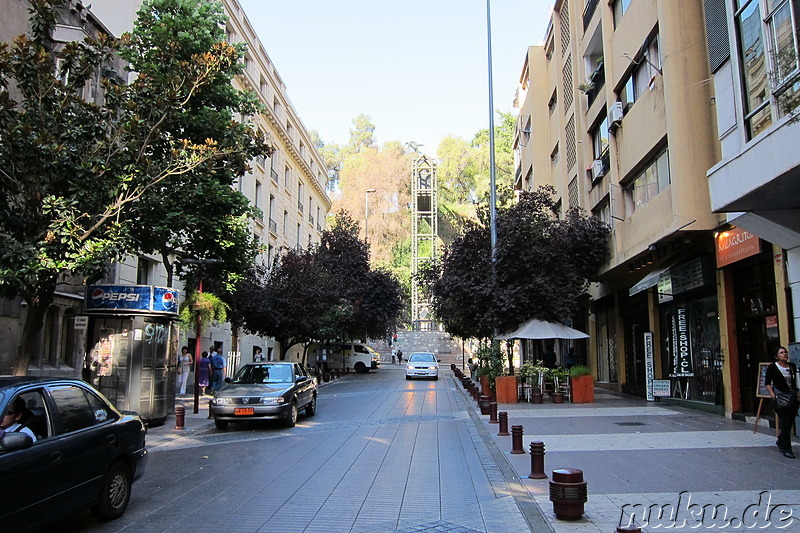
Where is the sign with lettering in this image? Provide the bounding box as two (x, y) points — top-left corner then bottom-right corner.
(716, 227), (761, 268)
(86, 285), (180, 315)
(670, 307), (694, 377)
(652, 379), (671, 397)
(644, 332), (655, 401)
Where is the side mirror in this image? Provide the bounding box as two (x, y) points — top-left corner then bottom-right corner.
(295, 376), (308, 383)
(437, 359), (441, 363)
(0, 432), (34, 453)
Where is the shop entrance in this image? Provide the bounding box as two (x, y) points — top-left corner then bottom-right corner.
(733, 256), (779, 414)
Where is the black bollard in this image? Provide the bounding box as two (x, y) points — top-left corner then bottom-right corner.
(528, 441), (547, 479)
(510, 425), (525, 454)
(497, 412), (510, 436)
(174, 404), (185, 430)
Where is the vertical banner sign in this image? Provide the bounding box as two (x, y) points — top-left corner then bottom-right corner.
(671, 307), (695, 377)
(644, 332), (655, 401)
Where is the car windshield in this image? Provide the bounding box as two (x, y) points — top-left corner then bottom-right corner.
(233, 364), (293, 384)
(409, 353), (436, 362)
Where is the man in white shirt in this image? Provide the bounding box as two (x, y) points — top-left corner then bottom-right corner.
(1, 397), (37, 442)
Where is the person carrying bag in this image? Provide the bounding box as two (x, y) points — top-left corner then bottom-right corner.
(765, 346), (799, 459)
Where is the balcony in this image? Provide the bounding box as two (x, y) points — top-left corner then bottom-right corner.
(586, 64), (605, 108)
(270, 168), (279, 183)
(309, 214), (314, 225)
(297, 200), (304, 213)
(583, 0), (599, 31)
(268, 218), (277, 234)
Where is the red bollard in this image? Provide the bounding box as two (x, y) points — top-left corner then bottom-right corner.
(488, 402), (498, 424)
(528, 441), (547, 479)
(549, 468), (588, 521)
(510, 425), (525, 454)
(479, 395), (491, 414)
(497, 412), (510, 436)
(174, 404), (185, 430)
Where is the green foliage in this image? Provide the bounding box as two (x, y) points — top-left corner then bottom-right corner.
(569, 365), (592, 377)
(549, 367), (568, 393)
(417, 186), (611, 340)
(520, 361), (548, 393)
(0, 0), (265, 373)
(179, 291), (229, 330)
(475, 340), (504, 391)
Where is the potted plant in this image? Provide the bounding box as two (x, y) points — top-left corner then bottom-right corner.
(549, 368), (568, 404)
(578, 80), (595, 94)
(569, 365), (594, 403)
(521, 361), (547, 403)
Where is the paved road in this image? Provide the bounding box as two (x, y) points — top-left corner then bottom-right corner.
(46, 365), (543, 533)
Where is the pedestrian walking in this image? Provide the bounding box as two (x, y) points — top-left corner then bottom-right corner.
(391, 349), (397, 364)
(765, 345), (799, 459)
(396, 350), (403, 365)
(176, 346), (192, 397)
(211, 348), (226, 392)
(197, 351), (212, 395)
(468, 358), (478, 380)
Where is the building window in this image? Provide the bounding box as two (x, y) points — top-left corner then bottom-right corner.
(613, 0), (633, 28)
(137, 258), (152, 285)
(254, 179), (262, 211)
(591, 115), (610, 160)
(548, 89), (557, 113)
(283, 210), (288, 235)
(284, 165), (291, 188)
(550, 143), (560, 166)
(592, 196), (612, 226)
(624, 148), (670, 214)
(736, 0), (773, 137)
(620, 33), (661, 109)
(568, 177), (579, 209)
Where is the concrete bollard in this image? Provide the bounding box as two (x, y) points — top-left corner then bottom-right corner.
(510, 425), (525, 454)
(174, 404), (185, 430)
(488, 402), (498, 424)
(497, 412), (510, 436)
(528, 441), (547, 479)
(549, 468), (587, 521)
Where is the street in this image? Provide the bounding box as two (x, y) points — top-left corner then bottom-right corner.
(45, 364), (537, 533)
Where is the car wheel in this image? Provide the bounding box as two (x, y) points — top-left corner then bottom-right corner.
(214, 419), (228, 430)
(283, 401), (298, 427)
(406, 376), (411, 380)
(433, 376), (439, 381)
(91, 461), (132, 521)
(305, 395), (317, 417)
(354, 361), (367, 374)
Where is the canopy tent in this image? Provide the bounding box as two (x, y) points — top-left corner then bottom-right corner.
(496, 318), (589, 340)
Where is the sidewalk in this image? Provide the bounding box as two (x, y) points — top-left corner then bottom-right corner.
(464, 378), (800, 532)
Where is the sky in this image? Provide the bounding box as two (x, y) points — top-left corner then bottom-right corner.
(239, 1), (554, 156)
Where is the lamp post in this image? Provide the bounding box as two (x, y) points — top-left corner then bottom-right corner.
(364, 188), (376, 243)
(180, 257), (222, 414)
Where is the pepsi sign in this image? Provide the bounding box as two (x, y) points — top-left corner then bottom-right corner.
(86, 285), (180, 315)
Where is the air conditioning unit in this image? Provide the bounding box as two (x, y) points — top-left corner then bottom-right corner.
(610, 101), (624, 123)
(591, 159), (604, 180)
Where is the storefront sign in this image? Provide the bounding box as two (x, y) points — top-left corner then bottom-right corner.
(716, 227), (761, 267)
(652, 379), (672, 397)
(644, 332), (655, 401)
(85, 285), (180, 315)
(670, 307), (694, 377)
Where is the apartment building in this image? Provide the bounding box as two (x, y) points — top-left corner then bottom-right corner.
(702, 0), (800, 418)
(1, 0), (330, 415)
(515, 0), (730, 412)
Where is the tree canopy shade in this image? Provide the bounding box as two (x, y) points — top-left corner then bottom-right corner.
(417, 186), (610, 340)
(234, 212), (404, 359)
(0, 0), (269, 374)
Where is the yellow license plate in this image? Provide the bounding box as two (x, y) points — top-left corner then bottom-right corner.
(234, 407), (254, 415)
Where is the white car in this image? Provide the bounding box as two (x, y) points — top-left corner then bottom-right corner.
(405, 352), (440, 380)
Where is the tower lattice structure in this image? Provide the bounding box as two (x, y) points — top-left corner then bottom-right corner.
(411, 155), (438, 331)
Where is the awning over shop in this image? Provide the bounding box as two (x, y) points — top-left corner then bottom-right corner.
(496, 318), (589, 340)
(629, 266), (669, 297)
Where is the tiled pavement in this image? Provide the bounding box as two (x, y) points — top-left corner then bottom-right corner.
(147, 370), (800, 532)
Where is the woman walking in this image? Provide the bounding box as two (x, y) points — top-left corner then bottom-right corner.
(765, 346), (799, 459)
(176, 346), (192, 397)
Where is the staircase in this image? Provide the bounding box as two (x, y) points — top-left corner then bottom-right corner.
(394, 330), (465, 365)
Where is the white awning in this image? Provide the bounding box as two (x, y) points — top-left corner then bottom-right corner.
(497, 318), (589, 340)
(629, 266), (670, 297)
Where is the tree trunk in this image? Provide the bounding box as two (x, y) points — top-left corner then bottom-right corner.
(13, 291), (52, 376)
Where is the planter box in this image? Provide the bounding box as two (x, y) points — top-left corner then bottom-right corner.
(480, 375), (490, 396)
(571, 375), (595, 403)
(551, 392), (565, 404)
(495, 375), (518, 404)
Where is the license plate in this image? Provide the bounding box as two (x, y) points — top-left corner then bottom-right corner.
(234, 407), (254, 416)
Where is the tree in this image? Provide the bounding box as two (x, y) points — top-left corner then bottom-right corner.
(418, 186), (610, 341)
(0, 0), (265, 374)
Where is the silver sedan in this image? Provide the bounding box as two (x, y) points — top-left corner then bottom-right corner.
(405, 352), (440, 380)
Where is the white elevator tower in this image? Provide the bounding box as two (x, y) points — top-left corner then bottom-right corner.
(411, 155), (438, 331)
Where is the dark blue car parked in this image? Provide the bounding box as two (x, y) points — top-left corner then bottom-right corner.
(0, 377), (147, 532)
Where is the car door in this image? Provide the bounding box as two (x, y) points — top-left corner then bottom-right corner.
(44, 383), (121, 512)
(0, 387), (66, 529)
(293, 364), (311, 407)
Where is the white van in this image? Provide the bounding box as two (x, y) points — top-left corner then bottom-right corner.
(309, 342), (380, 374)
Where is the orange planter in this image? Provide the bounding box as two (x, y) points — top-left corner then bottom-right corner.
(495, 375), (518, 404)
(570, 375), (595, 403)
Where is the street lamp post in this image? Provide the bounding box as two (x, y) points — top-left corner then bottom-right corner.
(180, 257), (222, 414)
(364, 188), (376, 243)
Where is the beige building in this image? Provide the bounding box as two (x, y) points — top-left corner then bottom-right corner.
(516, 0), (729, 411)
